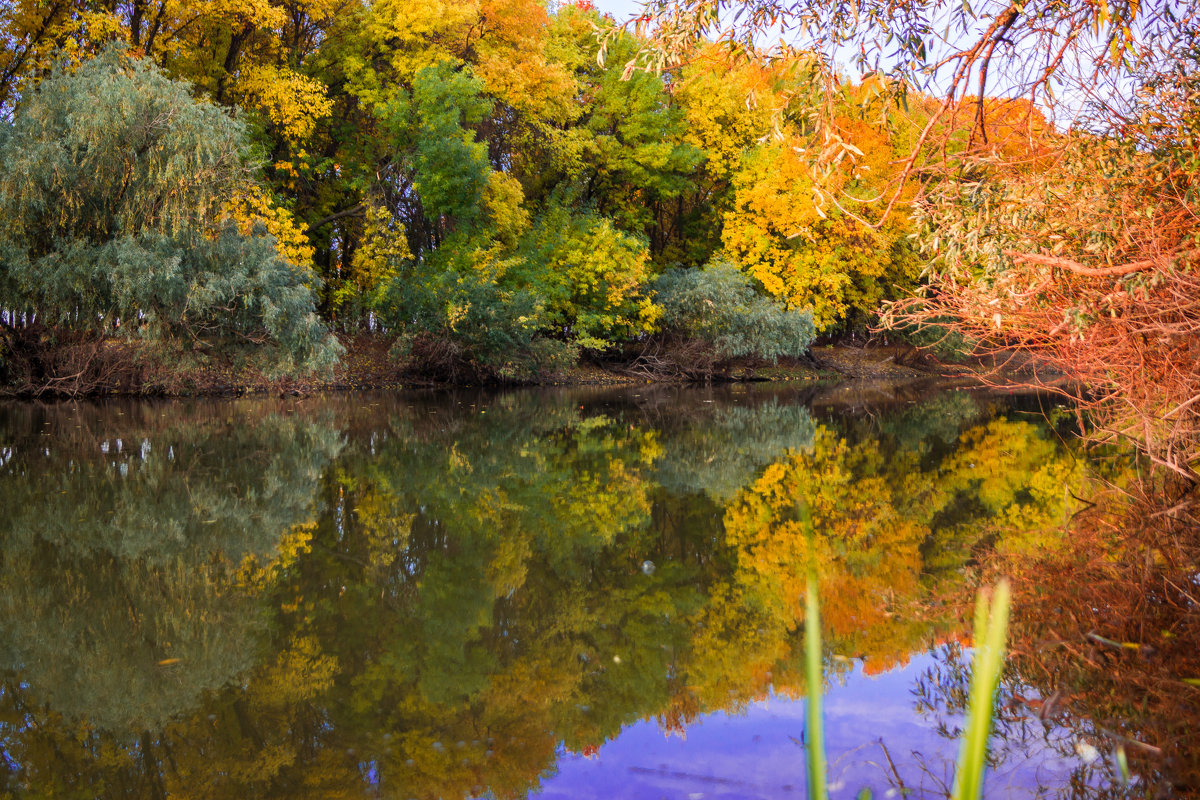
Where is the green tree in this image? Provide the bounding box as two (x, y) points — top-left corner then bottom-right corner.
(0, 49), (340, 390)
(535, 6), (706, 265)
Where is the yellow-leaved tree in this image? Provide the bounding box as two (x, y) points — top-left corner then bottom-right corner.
(719, 76), (922, 331)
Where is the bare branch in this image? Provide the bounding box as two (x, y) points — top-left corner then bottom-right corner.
(1004, 250), (1157, 277)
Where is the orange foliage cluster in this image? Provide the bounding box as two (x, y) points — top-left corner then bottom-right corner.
(892, 168), (1200, 482)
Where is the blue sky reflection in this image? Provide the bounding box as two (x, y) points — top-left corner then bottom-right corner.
(533, 653), (1087, 799)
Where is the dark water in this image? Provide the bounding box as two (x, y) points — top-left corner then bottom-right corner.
(0, 385), (1123, 797)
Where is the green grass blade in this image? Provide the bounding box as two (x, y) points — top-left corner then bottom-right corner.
(805, 572), (828, 800)
(951, 579), (1011, 800)
(1116, 745), (1130, 786)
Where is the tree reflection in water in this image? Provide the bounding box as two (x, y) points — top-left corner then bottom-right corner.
(0, 388), (1140, 798)
(987, 482), (1200, 795)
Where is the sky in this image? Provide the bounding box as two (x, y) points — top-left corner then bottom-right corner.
(595, 0), (647, 22)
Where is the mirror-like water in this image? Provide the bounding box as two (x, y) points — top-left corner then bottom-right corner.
(0, 386), (1121, 797)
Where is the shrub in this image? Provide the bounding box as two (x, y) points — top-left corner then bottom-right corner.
(652, 258), (816, 361)
(377, 250), (577, 383)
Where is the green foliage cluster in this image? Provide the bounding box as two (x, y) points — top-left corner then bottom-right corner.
(379, 259), (578, 382)
(652, 259), (816, 361)
(0, 50), (341, 384)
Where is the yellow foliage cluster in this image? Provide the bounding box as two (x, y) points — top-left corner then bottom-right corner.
(342, 0), (479, 106)
(204, 0), (288, 30)
(221, 186), (318, 283)
(474, 0), (575, 119)
(483, 171), (532, 245)
(341, 202), (413, 313)
(0, 5), (124, 108)
(670, 51), (928, 330)
(342, 0), (575, 121)
(675, 47), (784, 181)
(235, 64), (333, 141)
(721, 132), (919, 331)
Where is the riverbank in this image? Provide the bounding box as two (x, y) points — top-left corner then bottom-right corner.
(0, 334), (1070, 398)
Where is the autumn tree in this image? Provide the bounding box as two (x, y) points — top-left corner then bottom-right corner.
(619, 0), (1200, 483)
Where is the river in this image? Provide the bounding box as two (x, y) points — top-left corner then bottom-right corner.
(0, 385), (1134, 797)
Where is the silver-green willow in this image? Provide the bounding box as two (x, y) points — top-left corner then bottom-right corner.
(0, 47), (341, 378)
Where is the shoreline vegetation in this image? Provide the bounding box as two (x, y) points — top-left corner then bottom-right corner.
(0, 333), (1071, 399)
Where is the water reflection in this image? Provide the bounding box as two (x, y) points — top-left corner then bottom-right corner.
(0, 401), (341, 736)
(0, 388), (1104, 797)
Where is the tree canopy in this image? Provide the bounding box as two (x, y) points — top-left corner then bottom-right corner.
(0, 0), (946, 389)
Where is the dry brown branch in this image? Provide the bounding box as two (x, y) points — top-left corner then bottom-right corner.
(617, 336), (727, 381)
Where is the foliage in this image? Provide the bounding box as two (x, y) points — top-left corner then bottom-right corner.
(613, 0), (1191, 233)
(221, 185), (319, 287)
(887, 40), (1200, 485)
(651, 258), (815, 361)
(511, 206), (659, 350)
(0, 49), (340, 388)
(722, 134), (921, 332)
(0, 0), (1097, 382)
(563, 17), (704, 252)
(236, 63), (334, 142)
(376, 244), (577, 382)
(404, 63), (495, 229)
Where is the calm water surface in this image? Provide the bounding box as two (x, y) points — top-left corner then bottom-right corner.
(0, 385), (1118, 797)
